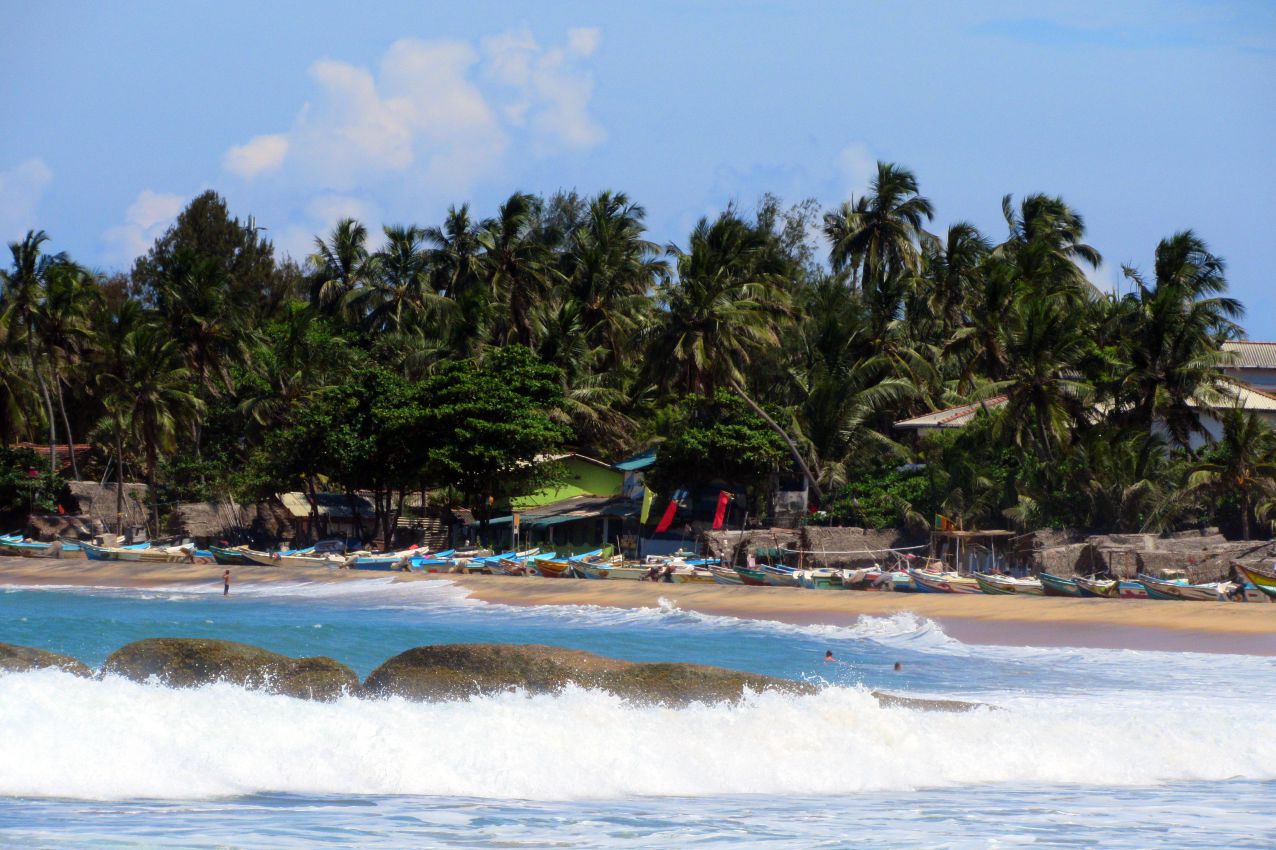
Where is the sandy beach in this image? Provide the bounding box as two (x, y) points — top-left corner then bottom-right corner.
(4, 555), (1274, 655)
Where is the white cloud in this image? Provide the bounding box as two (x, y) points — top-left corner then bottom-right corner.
(567, 27), (601, 57)
(482, 29), (606, 154)
(102, 189), (184, 264)
(0, 158), (53, 241)
(223, 133), (289, 178)
(836, 142), (877, 201)
(223, 29), (604, 194)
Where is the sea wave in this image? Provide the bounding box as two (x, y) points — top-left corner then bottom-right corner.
(2, 668), (1273, 801)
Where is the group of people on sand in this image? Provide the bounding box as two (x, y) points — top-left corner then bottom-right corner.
(642, 564), (677, 582)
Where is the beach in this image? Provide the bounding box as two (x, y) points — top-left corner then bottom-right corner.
(4, 556), (1273, 655)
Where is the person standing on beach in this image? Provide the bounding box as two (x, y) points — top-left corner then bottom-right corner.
(223, 570), (230, 596)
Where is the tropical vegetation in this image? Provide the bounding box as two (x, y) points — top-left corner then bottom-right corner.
(2, 164), (1272, 539)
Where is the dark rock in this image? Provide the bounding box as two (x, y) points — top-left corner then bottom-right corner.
(0, 641), (91, 676)
(363, 642), (814, 705)
(104, 638), (359, 700)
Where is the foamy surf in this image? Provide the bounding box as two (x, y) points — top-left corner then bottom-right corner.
(2, 668), (1274, 801)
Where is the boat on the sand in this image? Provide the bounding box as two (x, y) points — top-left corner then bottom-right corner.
(908, 569), (982, 594)
(1137, 573), (1224, 601)
(1234, 563), (1276, 601)
(1038, 572), (1082, 597)
(1075, 575), (1120, 598)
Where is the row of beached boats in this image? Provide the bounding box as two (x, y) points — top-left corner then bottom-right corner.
(10, 530), (1274, 602)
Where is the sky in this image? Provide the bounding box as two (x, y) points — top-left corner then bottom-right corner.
(3, 1), (1275, 332)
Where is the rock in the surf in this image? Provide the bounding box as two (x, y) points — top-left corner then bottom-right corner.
(0, 641), (91, 676)
(104, 638), (360, 700)
(363, 642), (814, 704)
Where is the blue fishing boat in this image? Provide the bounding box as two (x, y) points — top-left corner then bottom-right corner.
(1038, 572), (1082, 597)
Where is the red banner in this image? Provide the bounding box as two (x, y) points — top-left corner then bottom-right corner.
(712, 491), (730, 529)
(653, 499), (679, 533)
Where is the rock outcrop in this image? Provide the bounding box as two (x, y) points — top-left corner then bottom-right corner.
(363, 642), (815, 705)
(103, 638), (360, 700)
(0, 641), (91, 676)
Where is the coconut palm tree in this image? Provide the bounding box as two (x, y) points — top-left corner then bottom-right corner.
(96, 319), (205, 533)
(308, 218), (370, 318)
(1, 230), (64, 474)
(920, 222), (990, 343)
(1117, 230), (1243, 447)
(479, 193), (552, 348)
(347, 225), (450, 339)
(36, 261), (102, 479)
(563, 191), (666, 369)
(1188, 409), (1276, 540)
(822, 161), (935, 292)
(649, 212), (826, 501)
(997, 193), (1102, 301)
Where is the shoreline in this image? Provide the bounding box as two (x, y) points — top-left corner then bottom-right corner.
(3, 558), (1274, 655)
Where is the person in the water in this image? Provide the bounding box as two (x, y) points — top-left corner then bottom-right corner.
(223, 570), (230, 596)
(824, 650), (835, 662)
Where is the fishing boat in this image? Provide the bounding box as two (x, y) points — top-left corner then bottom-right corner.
(572, 557), (648, 580)
(908, 569), (982, 594)
(1234, 563), (1276, 600)
(81, 541), (201, 563)
(733, 566), (770, 586)
(762, 565), (801, 587)
(796, 568), (846, 590)
(537, 549), (603, 578)
(239, 548), (345, 569)
(0, 538), (82, 557)
(668, 567), (716, 584)
(710, 566), (745, 585)
(1137, 573), (1224, 601)
(973, 572), (1015, 595)
(1117, 580), (1149, 599)
(1038, 572), (1082, 597)
(1074, 575), (1120, 598)
(209, 545), (253, 565)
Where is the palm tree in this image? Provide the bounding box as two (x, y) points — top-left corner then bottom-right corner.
(97, 319), (205, 533)
(478, 193), (552, 348)
(1, 230), (64, 474)
(1117, 230), (1242, 447)
(1188, 408), (1276, 540)
(822, 161), (935, 304)
(347, 225), (450, 339)
(920, 222), (990, 342)
(979, 292), (1095, 458)
(997, 193), (1102, 300)
(36, 261), (102, 479)
(650, 212), (825, 501)
(563, 191), (666, 369)
(308, 219), (370, 318)
(424, 205), (487, 355)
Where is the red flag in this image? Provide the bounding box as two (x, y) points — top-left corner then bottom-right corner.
(654, 499), (679, 534)
(712, 491), (730, 529)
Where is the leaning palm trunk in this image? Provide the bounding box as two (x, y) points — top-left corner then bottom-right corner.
(26, 331), (58, 477)
(49, 351), (79, 481)
(728, 378), (826, 506)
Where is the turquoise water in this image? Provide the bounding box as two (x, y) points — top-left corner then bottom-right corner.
(2, 576), (1275, 848)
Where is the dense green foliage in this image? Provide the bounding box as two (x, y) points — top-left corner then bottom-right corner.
(2, 163), (1273, 539)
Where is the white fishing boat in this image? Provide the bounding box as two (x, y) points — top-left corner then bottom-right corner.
(81, 541), (200, 563)
(240, 549), (345, 569)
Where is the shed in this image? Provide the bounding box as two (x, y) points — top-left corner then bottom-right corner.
(65, 481), (149, 531)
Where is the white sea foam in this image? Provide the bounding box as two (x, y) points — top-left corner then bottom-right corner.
(2, 668), (1273, 801)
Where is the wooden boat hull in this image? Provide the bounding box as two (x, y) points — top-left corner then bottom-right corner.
(763, 567), (800, 587)
(1117, 580), (1148, 599)
(82, 542), (194, 563)
(669, 570), (715, 583)
(209, 545), (253, 566)
(241, 550), (341, 569)
(535, 560), (575, 578)
(798, 570), (844, 590)
(909, 570), (982, 594)
(1137, 574), (1220, 601)
(1075, 576), (1120, 598)
(1235, 563), (1276, 600)
(1039, 572), (1082, 597)
(711, 567), (744, 585)
(573, 562), (648, 580)
(974, 573), (1015, 595)
(734, 567), (770, 586)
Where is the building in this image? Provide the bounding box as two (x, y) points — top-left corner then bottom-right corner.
(277, 491), (376, 544)
(1222, 341), (1276, 393)
(894, 381), (1276, 447)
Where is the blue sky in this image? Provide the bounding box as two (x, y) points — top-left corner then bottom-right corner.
(4, 1), (1275, 332)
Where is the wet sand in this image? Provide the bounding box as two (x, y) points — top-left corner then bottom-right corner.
(3, 557), (1274, 655)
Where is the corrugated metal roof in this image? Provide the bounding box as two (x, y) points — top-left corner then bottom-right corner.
(894, 397), (1008, 430)
(1197, 382), (1276, 412)
(1222, 341), (1276, 369)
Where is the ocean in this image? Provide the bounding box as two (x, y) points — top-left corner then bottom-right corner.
(1, 576), (1274, 848)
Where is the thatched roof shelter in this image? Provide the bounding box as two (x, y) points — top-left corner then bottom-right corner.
(65, 481), (148, 530)
(170, 502), (249, 542)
